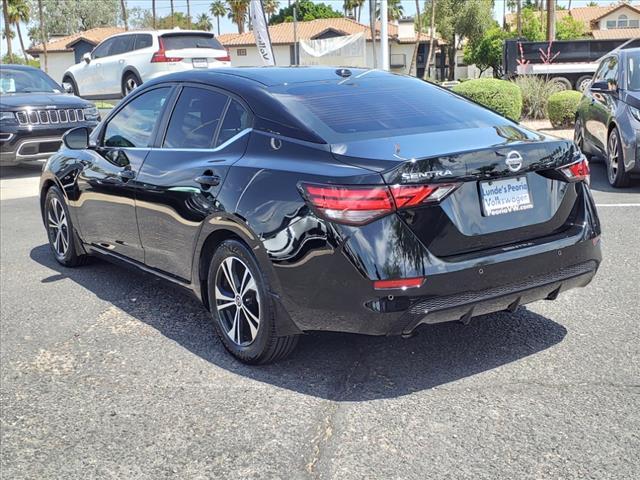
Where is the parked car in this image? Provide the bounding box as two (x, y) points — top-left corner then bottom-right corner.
(62, 30), (231, 99)
(0, 65), (100, 166)
(575, 47), (640, 187)
(40, 68), (601, 364)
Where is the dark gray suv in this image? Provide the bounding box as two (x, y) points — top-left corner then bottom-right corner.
(575, 47), (640, 187)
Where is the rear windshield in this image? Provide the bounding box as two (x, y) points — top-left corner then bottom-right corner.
(161, 34), (223, 50)
(270, 75), (510, 143)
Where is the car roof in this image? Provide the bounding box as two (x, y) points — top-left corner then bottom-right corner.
(1, 64), (40, 71)
(152, 66), (390, 87)
(107, 29), (216, 38)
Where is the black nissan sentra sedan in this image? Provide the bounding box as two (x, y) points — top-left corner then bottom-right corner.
(39, 67), (601, 363)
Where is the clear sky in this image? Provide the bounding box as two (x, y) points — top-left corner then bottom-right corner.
(0, 0), (630, 54)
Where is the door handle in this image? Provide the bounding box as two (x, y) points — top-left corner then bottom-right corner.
(118, 169), (135, 181)
(194, 174), (221, 187)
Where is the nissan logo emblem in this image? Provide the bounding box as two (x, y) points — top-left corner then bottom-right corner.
(505, 150), (524, 172)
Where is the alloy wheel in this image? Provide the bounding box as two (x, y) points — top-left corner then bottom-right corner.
(215, 256), (261, 346)
(607, 131), (620, 184)
(125, 77), (138, 94)
(47, 197), (69, 258)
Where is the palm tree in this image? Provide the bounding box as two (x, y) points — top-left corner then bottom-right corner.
(2, 0), (12, 58)
(8, 0), (29, 62)
(152, 0), (156, 29)
(210, 0), (226, 35)
(37, 0), (46, 72)
(354, 0), (365, 22)
(376, 0), (404, 22)
(196, 13), (213, 31)
(263, 0), (279, 19)
(226, 0), (249, 34)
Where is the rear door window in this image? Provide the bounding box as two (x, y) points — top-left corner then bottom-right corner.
(135, 34), (153, 50)
(216, 100), (251, 146)
(104, 87), (171, 148)
(161, 34), (223, 50)
(163, 87), (229, 149)
(92, 39), (113, 59)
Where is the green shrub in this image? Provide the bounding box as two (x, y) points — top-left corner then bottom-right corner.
(547, 90), (582, 128)
(452, 78), (523, 121)
(515, 75), (563, 120)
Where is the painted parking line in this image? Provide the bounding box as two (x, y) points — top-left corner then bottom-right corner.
(595, 203), (640, 207)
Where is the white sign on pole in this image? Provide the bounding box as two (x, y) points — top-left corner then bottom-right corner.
(250, 0), (275, 66)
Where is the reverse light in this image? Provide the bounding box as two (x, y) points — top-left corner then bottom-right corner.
(559, 157), (590, 183)
(374, 277), (424, 290)
(299, 182), (460, 225)
(151, 38), (183, 63)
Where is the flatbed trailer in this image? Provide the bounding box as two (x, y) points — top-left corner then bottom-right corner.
(503, 38), (640, 91)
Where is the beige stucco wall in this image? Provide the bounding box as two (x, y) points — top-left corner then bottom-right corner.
(599, 7), (640, 29)
(38, 51), (76, 84)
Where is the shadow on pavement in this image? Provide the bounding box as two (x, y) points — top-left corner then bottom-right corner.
(0, 163), (42, 180)
(30, 244), (567, 401)
(588, 161), (640, 193)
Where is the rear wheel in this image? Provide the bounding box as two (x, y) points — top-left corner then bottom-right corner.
(576, 75), (592, 92)
(44, 186), (89, 267)
(207, 239), (298, 364)
(606, 128), (631, 188)
(550, 76), (572, 91)
(62, 75), (79, 96)
(122, 72), (142, 96)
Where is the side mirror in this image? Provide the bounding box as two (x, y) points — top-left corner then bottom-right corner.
(62, 82), (74, 94)
(63, 127), (89, 150)
(591, 80), (617, 93)
(82, 52), (91, 64)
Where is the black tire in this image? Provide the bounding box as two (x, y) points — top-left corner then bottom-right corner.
(63, 75), (79, 96)
(207, 239), (299, 364)
(606, 128), (631, 188)
(44, 186), (89, 267)
(574, 117), (592, 160)
(550, 76), (572, 91)
(576, 75), (593, 92)
(122, 71), (142, 97)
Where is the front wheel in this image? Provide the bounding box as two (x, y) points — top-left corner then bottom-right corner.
(606, 128), (631, 188)
(207, 239), (298, 364)
(574, 117), (591, 160)
(44, 186), (89, 267)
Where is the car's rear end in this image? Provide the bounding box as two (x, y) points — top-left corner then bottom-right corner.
(146, 31), (231, 80)
(265, 73), (601, 335)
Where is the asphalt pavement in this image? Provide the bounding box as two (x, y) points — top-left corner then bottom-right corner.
(1, 162), (639, 479)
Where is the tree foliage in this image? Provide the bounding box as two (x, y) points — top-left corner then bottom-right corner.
(26, 0), (119, 37)
(463, 25), (509, 77)
(270, 0), (342, 25)
(556, 15), (586, 40)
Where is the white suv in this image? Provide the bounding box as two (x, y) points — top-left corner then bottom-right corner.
(62, 30), (231, 99)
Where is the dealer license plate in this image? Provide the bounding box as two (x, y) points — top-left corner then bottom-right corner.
(192, 58), (208, 68)
(480, 176), (533, 216)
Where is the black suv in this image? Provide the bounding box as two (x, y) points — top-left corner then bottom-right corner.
(0, 65), (100, 166)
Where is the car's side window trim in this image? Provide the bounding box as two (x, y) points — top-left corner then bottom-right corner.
(98, 84), (177, 148)
(154, 82), (254, 150)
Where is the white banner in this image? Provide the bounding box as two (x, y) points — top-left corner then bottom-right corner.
(250, 0), (275, 66)
(299, 32), (367, 67)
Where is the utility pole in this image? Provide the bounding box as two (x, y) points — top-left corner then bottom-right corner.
(547, 0), (555, 41)
(121, 0), (128, 31)
(380, 0), (389, 70)
(38, 0), (47, 73)
(369, 0), (377, 68)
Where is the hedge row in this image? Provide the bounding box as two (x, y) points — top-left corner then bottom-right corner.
(547, 90), (583, 128)
(452, 78), (523, 121)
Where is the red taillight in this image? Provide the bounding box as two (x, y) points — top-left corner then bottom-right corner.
(300, 182), (459, 225)
(215, 48), (231, 62)
(374, 277), (424, 290)
(151, 37), (183, 63)
(559, 157), (590, 183)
